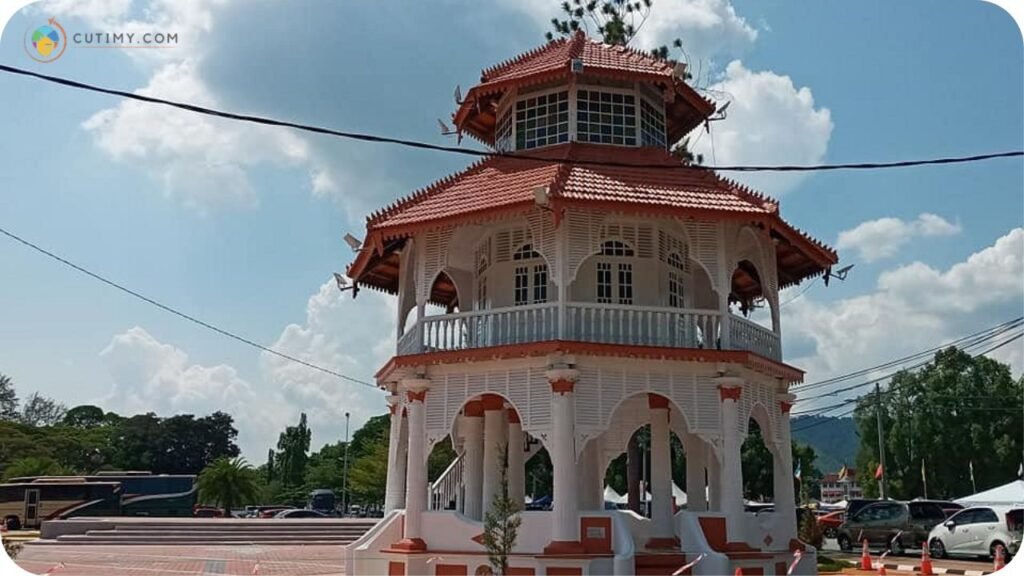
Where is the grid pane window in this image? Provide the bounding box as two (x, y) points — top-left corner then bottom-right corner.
(668, 271), (683, 308)
(597, 262), (612, 303)
(600, 240), (635, 257)
(514, 266), (529, 306)
(640, 97), (667, 148)
(495, 108), (513, 152)
(576, 90), (637, 146)
(533, 265), (548, 303)
(618, 263), (633, 304)
(515, 91), (570, 150)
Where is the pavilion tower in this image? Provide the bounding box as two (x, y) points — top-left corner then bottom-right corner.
(346, 31), (836, 576)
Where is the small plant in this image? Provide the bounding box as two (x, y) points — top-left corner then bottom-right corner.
(3, 540), (23, 560)
(482, 444), (522, 576)
(798, 509), (824, 550)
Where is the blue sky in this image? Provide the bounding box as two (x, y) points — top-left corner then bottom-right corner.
(0, 0), (1021, 458)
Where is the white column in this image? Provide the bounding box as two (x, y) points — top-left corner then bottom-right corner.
(482, 395), (507, 516)
(384, 395), (404, 513)
(684, 433), (707, 512)
(462, 400), (484, 521)
(717, 376), (745, 542)
(774, 395), (798, 543)
(507, 410), (525, 510)
(396, 379), (430, 551)
(648, 394), (678, 548)
(707, 446), (721, 512)
(544, 368), (584, 555)
(396, 413), (408, 509)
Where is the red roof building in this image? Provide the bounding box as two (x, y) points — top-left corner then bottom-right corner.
(348, 33), (837, 576)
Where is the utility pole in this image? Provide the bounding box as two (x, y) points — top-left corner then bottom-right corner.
(343, 411), (351, 516)
(876, 383), (888, 500)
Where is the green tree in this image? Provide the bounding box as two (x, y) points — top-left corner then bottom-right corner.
(3, 455), (66, 481)
(19, 392), (66, 427)
(854, 348), (1022, 500)
(349, 441), (389, 508)
(61, 405), (107, 429)
(197, 456), (259, 516)
(482, 444), (521, 576)
(0, 374), (18, 421)
(276, 413), (312, 487)
(742, 421), (822, 502)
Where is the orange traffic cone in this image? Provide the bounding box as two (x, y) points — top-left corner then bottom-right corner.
(877, 552), (889, 576)
(860, 540), (873, 570)
(994, 544), (1006, 571)
(920, 543), (934, 576)
(734, 568), (744, 576)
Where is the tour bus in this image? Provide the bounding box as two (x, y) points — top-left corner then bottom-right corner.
(0, 479), (122, 529)
(3, 472), (197, 525)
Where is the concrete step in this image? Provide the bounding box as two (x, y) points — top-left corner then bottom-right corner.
(100, 528), (370, 535)
(635, 552), (689, 576)
(33, 537), (358, 546)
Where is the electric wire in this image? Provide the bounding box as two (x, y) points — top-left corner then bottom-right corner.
(0, 225), (378, 389)
(1, 63), (1021, 173)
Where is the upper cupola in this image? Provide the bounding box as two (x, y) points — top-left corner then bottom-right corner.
(452, 31), (716, 151)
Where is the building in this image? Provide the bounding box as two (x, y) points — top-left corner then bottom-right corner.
(345, 31), (837, 576)
(820, 468), (863, 504)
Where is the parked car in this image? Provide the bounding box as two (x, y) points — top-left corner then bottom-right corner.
(928, 506), (1023, 561)
(259, 506), (295, 518)
(817, 510), (845, 538)
(193, 506), (224, 518)
(845, 498), (879, 519)
(837, 500), (948, 554)
(274, 509), (327, 519)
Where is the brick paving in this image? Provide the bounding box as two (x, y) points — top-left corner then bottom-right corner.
(14, 544), (347, 576)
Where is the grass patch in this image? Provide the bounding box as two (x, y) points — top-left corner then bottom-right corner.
(816, 554), (849, 572)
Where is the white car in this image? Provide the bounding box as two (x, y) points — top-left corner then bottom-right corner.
(928, 506), (1022, 560)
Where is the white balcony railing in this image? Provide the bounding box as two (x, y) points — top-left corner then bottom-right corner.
(398, 302), (780, 361)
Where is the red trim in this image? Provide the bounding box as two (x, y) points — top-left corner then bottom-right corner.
(648, 394), (670, 410)
(542, 540), (586, 556)
(391, 538), (428, 552)
(507, 409), (521, 424)
(646, 536), (681, 550)
(580, 516), (612, 555)
(481, 394), (505, 411)
(779, 401), (793, 414)
(464, 400), (484, 418)
(388, 561), (405, 576)
(550, 379), (575, 395)
(406, 389), (427, 403)
(435, 564), (468, 576)
(718, 385), (743, 401)
(377, 340), (803, 384)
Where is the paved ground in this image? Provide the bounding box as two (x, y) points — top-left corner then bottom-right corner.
(13, 545), (347, 576)
(828, 550), (1004, 575)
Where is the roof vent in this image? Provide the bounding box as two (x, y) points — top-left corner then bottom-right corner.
(570, 58), (584, 74)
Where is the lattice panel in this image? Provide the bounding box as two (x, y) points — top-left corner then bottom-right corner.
(418, 227), (455, 303)
(658, 229), (691, 272)
(526, 212), (558, 276)
(527, 368), (552, 431)
(566, 210), (606, 282)
(739, 379), (782, 449)
(425, 369), (553, 443)
(494, 227), (531, 263)
(599, 222), (655, 259)
(683, 221), (721, 293)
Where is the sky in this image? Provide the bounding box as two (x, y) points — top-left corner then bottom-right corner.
(0, 0), (1021, 460)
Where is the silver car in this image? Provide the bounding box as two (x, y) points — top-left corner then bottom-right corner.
(928, 506), (1022, 560)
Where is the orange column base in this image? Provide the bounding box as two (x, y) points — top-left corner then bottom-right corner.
(543, 540), (586, 556)
(392, 538), (427, 552)
(646, 536), (681, 550)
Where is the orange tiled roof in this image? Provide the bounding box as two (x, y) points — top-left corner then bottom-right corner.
(366, 143), (778, 235)
(480, 32), (675, 86)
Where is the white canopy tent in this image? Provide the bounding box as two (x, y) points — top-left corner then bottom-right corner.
(955, 479), (1024, 507)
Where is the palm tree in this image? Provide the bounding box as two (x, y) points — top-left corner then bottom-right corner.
(197, 456), (259, 516)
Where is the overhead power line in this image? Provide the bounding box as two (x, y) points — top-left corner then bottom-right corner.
(1, 63), (1021, 173)
(0, 225), (378, 390)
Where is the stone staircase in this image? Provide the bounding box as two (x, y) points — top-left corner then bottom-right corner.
(31, 518), (377, 546)
(634, 551), (690, 576)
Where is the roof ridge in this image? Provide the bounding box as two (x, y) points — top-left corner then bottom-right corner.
(481, 36), (566, 82)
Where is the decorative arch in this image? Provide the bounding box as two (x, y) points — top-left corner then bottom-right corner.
(425, 269), (462, 312)
(589, 391), (692, 471)
(747, 402), (777, 453)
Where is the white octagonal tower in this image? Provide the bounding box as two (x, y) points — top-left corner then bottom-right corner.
(346, 31), (837, 576)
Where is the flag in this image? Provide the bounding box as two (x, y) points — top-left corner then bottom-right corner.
(838, 465), (849, 481)
(794, 461), (802, 481)
(969, 460), (975, 484)
(921, 459), (927, 483)
(1018, 462), (1023, 480)
(875, 464), (884, 480)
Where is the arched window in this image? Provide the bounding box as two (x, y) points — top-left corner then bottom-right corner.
(596, 240), (634, 305)
(512, 244), (547, 305)
(667, 251), (685, 308)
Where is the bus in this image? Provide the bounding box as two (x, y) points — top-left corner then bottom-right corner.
(0, 480), (122, 529)
(4, 472), (197, 523)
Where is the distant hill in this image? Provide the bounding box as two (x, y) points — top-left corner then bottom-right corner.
(791, 416), (859, 474)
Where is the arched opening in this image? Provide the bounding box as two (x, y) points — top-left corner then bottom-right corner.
(571, 239), (639, 304)
(603, 425), (687, 516)
(730, 258), (776, 333)
(741, 418), (776, 503)
(427, 270), (461, 314)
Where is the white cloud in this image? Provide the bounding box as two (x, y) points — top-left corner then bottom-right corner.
(98, 279), (395, 459)
(691, 60), (833, 197)
(81, 61), (335, 214)
(99, 326), (294, 457)
(836, 213), (962, 263)
(786, 228), (1024, 407)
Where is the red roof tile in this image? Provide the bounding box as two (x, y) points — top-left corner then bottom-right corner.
(367, 143), (777, 234)
(480, 32), (674, 86)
